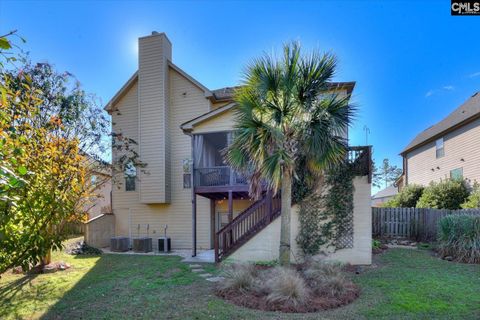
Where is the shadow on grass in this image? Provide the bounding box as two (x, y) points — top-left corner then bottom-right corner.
(39, 253), (203, 320)
(0, 273), (38, 302)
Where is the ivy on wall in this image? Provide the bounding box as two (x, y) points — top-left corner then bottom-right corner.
(296, 163), (355, 256)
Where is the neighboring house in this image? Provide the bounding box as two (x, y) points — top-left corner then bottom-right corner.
(96, 32), (372, 264)
(400, 92), (480, 188)
(371, 185), (398, 207)
(84, 158), (112, 220)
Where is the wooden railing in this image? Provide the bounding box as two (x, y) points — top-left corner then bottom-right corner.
(194, 166), (249, 187)
(215, 192), (281, 262)
(347, 146), (372, 182)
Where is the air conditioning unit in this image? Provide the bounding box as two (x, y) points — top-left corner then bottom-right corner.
(158, 237), (171, 253)
(133, 237), (153, 253)
(110, 237), (129, 252)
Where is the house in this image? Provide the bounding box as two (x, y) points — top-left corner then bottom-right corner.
(400, 92), (480, 188)
(371, 185), (398, 207)
(92, 31), (372, 264)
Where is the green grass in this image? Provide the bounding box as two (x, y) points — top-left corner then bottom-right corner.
(1, 240), (479, 319)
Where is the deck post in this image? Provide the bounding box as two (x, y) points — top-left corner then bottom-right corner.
(228, 190), (233, 247)
(266, 189), (273, 222)
(191, 135), (197, 257)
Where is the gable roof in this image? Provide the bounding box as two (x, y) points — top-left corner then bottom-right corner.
(372, 185), (398, 199)
(401, 92), (480, 155)
(180, 102), (237, 132)
(104, 62), (213, 113)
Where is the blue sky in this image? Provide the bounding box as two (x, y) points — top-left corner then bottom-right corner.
(2, 0), (480, 189)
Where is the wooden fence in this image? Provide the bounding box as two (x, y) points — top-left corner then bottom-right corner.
(372, 207), (480, 241)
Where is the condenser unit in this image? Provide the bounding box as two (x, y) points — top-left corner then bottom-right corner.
(110, 237), (129, 252)
(158, 237), (171, 253)
(133, 237), (153, 253)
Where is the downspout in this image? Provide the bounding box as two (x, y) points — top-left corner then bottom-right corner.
(191, 134), (197, 257)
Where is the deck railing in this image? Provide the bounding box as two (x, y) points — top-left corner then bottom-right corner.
(195, 146), (371, 188)
(194, 166), (249, 187)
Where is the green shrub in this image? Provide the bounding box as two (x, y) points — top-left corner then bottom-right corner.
(416, 179), (469, 209)
(383, 184), (424, 208)
(372, 239), (381, 250)
(462, 183), (480, 209)
(438, 214), (480, 264)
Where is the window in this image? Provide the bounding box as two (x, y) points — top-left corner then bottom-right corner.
(124, 162), (136, 191)
(435, 138), (444, 158)
(183, 159), (192, 189)
(450, 168), (463, 180)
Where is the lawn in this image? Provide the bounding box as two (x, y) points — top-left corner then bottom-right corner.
(0, 241), (479, 320)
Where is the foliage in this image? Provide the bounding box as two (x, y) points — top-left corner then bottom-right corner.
(265, 267), (309, 308)
(372, 158), (402, 189)
(416, 179), (469, 210)
(217, 263), (259, 295)
(383, 184), (424, 208)
(461, 182), (480, 208)
(225, 42), (354, 265)
(437, 214), (480, 264)
(296, 163), (354, 255)
(372, 239), (382, 250)
(302, 260), (356, 298)
(0, 33), (125, 273)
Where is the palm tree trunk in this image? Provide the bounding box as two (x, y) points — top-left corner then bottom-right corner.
(279, 169), (292, 266)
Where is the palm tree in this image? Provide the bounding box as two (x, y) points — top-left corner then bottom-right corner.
(226, 43), (354, 266)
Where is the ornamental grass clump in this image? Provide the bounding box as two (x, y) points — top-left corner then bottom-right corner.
(215, 261), (359, 312)
(265, 267), (310, 309)
(438, 214), (480, 264)
(216, 263), (258, 294)
(302, 260), (358, 299)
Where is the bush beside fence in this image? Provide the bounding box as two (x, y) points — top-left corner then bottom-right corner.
(372, 207), (480, 241)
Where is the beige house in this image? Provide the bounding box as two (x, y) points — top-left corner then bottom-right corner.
(400, 92), (480, 188)
(94, 32), (372, 264)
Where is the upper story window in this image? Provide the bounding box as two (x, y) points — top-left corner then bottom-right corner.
(124, 162), (136, 191)
(435, 138), (444, 158)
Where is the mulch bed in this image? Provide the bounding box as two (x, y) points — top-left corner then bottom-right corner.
(216, 284), (360, 313)
(215, 264), (360, 313)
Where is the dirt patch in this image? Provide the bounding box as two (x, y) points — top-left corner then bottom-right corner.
(216, 283), (359, 313)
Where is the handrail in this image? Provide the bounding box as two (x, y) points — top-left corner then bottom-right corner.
(215, 192), (281, 262)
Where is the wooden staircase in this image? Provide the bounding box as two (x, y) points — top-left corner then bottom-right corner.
(214, 191), (281, 262)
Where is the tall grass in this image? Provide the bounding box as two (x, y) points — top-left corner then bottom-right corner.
(438, 214), (480, 264)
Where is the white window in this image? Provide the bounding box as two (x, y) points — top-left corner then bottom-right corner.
(124, 162), (136, 191)
(435, 138), (444, 158)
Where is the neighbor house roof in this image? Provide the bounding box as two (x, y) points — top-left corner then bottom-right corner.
(401, 92), (480, 155)
(372, 185), (398, 200)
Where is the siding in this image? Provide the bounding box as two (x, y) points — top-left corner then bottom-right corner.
(138, 33), (171, 203)
(230, 176), (372, 265)
(406, 117), (480, 187)
(192, 109), (237, 134)
(111, 68), (213, 250)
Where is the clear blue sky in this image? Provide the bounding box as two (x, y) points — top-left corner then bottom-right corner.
(2, 0), (480, 188)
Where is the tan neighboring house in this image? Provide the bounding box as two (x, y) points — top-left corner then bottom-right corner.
(89, 31), (372, 264)
(400, 92), (480, 188)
